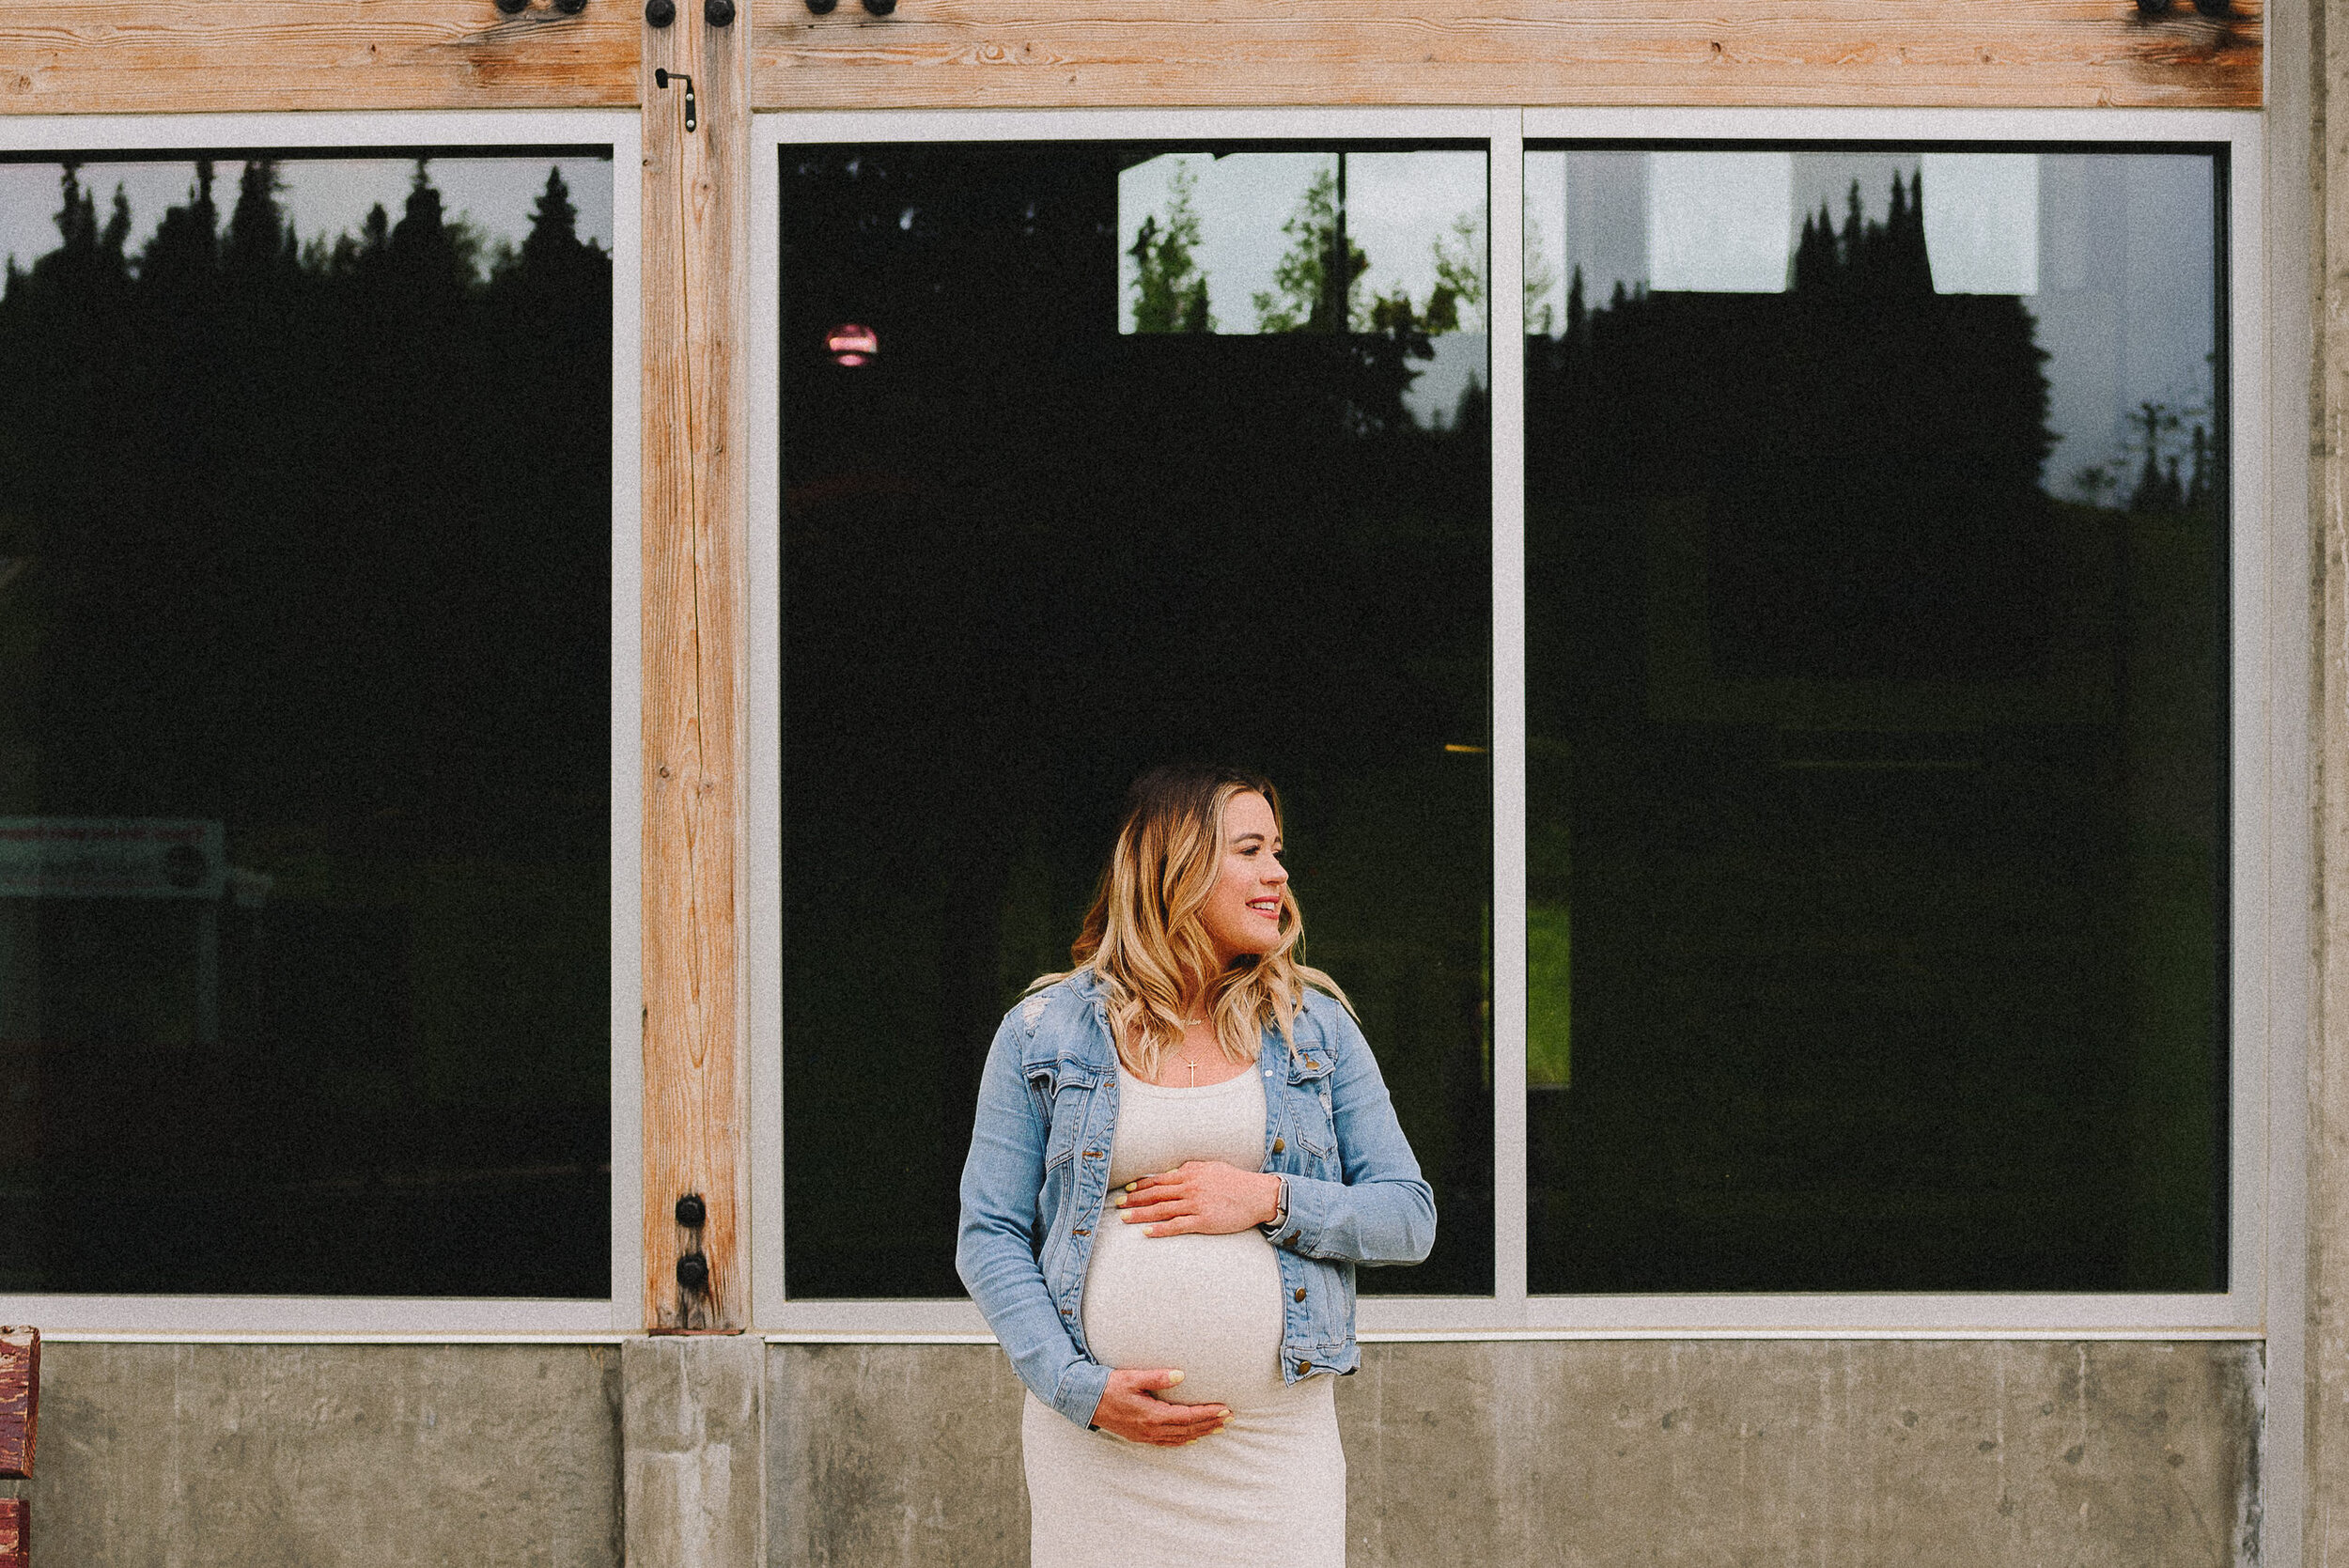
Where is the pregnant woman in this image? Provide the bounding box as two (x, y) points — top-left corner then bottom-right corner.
(957, 763), (1436, 1568)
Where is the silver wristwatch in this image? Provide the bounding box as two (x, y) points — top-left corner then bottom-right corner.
(1261, 1174), (1289, 1235)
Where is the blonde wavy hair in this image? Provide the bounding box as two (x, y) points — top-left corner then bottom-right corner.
(1034, 765), (1350, 1082)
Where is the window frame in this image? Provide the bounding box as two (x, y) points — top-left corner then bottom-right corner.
(0, 108), (646, 1337)
(749, 104), (2280, 1343)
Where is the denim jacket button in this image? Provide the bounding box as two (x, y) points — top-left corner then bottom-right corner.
(1295, 1359), (1311, 1376)
(1293, 1286), (1306, 1301)
(1271, 1137), (1285, 1154)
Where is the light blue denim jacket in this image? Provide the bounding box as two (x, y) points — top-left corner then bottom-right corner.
(956, 967), (1436, 1430)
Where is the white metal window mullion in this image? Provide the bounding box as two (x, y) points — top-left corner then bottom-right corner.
(747, 115), (789, 1333)
(1487, 113), (1531, 1325)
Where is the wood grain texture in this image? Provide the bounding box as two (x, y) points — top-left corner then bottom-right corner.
(0, 1328), (34, 1480)
(0, 1498), (23, 1568)
(752, 0), (2260, 110)
(643, 0), (751, 1331)
(0, 3), (636, 115)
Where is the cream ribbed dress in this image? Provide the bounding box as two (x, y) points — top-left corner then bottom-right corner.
(1020, 1063), (1346, 1568)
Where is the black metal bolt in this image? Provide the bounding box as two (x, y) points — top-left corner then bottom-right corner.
(645, 0), (676, 23)
(2134, 0), (2171, 14)
(675, 1193), (707, 1227)
(677, 1250), (709, 1293)
(805, 0), (839, 12)
(861, 0), (895, 16)
(705, 0), (736, 23)
(554, 0), (588, 13)
(2189, 0), (2229, 15)
(495, 0), (530, 14)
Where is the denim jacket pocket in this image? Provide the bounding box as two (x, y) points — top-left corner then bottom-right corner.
(1282, 1061), (1339, 1160)
(1039, 1075), (1099, 1171)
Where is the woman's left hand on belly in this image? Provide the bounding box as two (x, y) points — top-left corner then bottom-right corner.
(1113, 1161), (1283, 1237)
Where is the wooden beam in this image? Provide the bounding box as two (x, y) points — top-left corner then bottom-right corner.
(752, 0), (2260, 110)
(0, 0), (2258, 116)
(643, 0), (751, 1331)
(0, 2), (635, 114)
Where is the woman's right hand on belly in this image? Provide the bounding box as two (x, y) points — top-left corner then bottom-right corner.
(1087, 1369), (1230, 1446)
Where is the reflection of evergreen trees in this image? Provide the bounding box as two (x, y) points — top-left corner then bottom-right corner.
(0, 159), (612, 859)
(1531, 173), (2055, 681)
(0, 157), (614, 1297)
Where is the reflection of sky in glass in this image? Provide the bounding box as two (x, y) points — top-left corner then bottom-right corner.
(0, 155), (616, 275)
(1524, 149), (2216, 493)
(1116, 149), (1486, 334)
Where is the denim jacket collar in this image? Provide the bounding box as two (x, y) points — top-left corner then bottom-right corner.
(1032, 965), (1326, 1079)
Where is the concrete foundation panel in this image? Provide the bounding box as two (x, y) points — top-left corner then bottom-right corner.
(25, 1341), (624, 1568)
(768, 1343), (1032, 1568)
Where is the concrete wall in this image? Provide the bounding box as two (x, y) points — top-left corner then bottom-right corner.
(9, 1337), (2258, 1567)
(769, 1340), (2262, 1568)
(22, 1342), (623, 1568)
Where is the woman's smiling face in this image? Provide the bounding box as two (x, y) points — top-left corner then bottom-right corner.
(1197, 789), (1289, 967)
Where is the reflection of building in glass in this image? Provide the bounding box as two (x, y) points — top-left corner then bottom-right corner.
(1528, 150), (2216, 493)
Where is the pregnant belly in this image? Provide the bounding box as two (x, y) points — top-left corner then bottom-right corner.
(1081, 1219), (1287, 1411)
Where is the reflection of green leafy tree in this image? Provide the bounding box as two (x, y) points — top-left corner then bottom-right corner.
(1128, 162), (1213, 334)
(1523, 210), (1558, 336)
(1427, 210), (1484, 334)
(1253, 163), (1365, 333)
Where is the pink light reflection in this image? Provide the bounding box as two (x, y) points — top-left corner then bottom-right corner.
(825, 323), (879, 366)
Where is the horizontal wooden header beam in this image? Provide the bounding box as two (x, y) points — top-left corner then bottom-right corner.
(754, 0), (2260, 111)
(1, 2), (635, 114)
(1, 0), (2258, 116)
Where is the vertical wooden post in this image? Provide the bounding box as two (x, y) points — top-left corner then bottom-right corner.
(642, 0), (750, 1331)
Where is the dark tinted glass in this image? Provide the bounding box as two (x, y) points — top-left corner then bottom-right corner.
(781, 143), (1493, 1298)
(0, 151), (614, 1296)
(1523, 147), (2226, 1293)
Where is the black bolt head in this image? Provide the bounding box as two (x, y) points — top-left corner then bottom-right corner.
(861, 0), (896, 16)
(705, 0), (736, 23)
(2189, 0), (2229, 14)
(554, 0), (587, 13)
(645, 0), (676, 23)
(675, 1193), (707, 1227)
(495, 0), (530, 14)
(677, 1250), (709, 1293)
(805, 0), (840, 13)
(2134, 0), (2171, 14)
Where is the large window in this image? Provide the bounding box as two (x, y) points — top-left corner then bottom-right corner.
(1523, 144), (2230, 1294)
(0, 115), (639, 1329)
(770, 132), (1496, 1300)
(755, 109), (2268, 1335)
